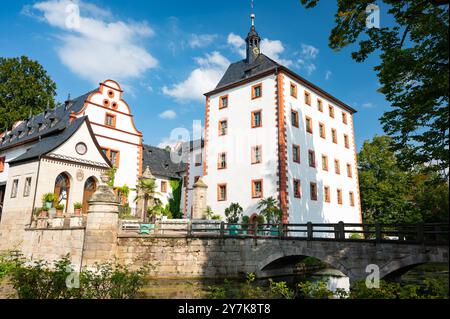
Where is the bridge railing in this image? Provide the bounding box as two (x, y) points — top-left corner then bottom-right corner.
(119, 220), (449, 245)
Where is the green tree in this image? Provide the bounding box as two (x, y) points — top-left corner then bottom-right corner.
(358, 135), (448, 224)
(0, 56), (57, 132)
(257, 197), (282, 224)
(300, 0), (449, 176)
(224, 203), (243, 223)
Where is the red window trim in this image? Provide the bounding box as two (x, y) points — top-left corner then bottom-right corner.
(337, 189), (343, 205)
(251, 179), (264, 199)
(304, 91), (312, 106)
(319, 122), (326, 139)
(161, 181), (167, 193)
(293, 145), (301, 163)
(305, 116), (313, 134)
(324, 186), (331, 203)
(217, 152), (227, 170)
(322, 154), (329, 172)
(217, 183), (227, 201)
(251, 83), (263, 100)
(218, 119), (228, 136)
(251, 109), (263, 128)
(251, 145), (263, 165)
(219, 95), (229, 109)
(310, 182), (318, 201)
(331, 128), (338, 144)
(308, 150), (316, 168)
(293, 179), (301, 198)
(290, 82), (297, 98)
(291, 109), (299, 128)
(105, 112), (117, 128)
(102, 147), (120, 168)
(317, 98), (323, 112)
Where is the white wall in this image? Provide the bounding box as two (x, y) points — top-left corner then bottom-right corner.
(0, 143), (34, 184)
(283, 73), (361, 224)
(204, 74), (279, 218)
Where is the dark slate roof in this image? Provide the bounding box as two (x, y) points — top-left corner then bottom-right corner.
(142, 144), (186, 179)
(0, 89), (98, 152)
(215, 53), (280, 89)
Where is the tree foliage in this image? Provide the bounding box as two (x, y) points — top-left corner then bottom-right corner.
(358, 135), (448, 224)
(0, 56), (57, 132)
(300, 0), (449, 175)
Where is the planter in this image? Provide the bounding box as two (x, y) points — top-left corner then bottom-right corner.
(270, 226), (279, 236)
(242, 229), (248, 235)
(73, 208), (82, 216)
(228, 224), (240, 236)
(55, 210), (64, 217)
(39, 210), (49, 218)
(45, 202), (53, 209)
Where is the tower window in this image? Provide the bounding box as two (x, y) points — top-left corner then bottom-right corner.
(329, 105), (335, 118)
(308, 150), (316, 168)
(310, 182), (318, 201)
(344, 134), (350, 149)
(334, 159), (341, 175)
(219, 95), (229, 109)
(105, 113), (116, 128)
(290, 83), (297, 98)
(102, 148), (120, 168)
(293, 145), (301, 163)
(251, 110), (262, 128)
(349, 192), (355, 207)
(331, 129), (338, 144)
(306, 116), (313, 134)
(218, 153), (227, 170)
(322, 155), (329, 171)
(294, 179), (301, 198)
(252, 146), (262, 164)
(318, 99), (323, 112)
(337, 189), (343, 205)
(324, 186), (331, 203)
(319, 122), (326, 139)
(342, 112), (348, 124)
(219, 120), (228, 136)
(304, 91), (311, 106)
(217, 184), (227, 201)
(252, 180), (263, 199)
(291, 110), (299, 128)
(252, 84), (262, 99)
(347, 163), (353, 178)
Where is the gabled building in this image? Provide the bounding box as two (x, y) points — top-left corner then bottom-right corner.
(184, 15), (362, 224)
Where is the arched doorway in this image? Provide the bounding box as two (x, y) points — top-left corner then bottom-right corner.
(82, 177), (97, 214)
(54, 173), (71, 213)
(249, 213), (258, 235)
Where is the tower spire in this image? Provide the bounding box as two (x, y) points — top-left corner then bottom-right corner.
(246, 0), (261, 64)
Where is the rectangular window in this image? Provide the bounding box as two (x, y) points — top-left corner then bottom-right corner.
(342, 112), (348, 124)
(293, 145), (301, 163)
(337, 189), (343, 205)
(329, 105), (335, 118)
(251, 110), (262, 128)
(290, 82), (297, 98)
(319, 122), (326, 139)
(217, 184), (227, 201)
(344, 134), (350, 149)
(11, 179), (18, 198)
(103, 148), (120, 168)
(161, 181), (167, 193)
(331, 129), (338, 144)
(310, 182), (318, 201)
(195, 153), (202, 167)
(294, 179), (301, 198)
(105, 113), (116, 128)
(252, 146), (262, 164)
(219, 95), (229, 109)
(219, 120), (228, 136)
(252, 84), (262, 99)
(347, 164), (353, 178)
(308, 150), (316, 168)
(322, 155), (329, 171)
(334, 159), (341, 175)
(349, 191), (355, 207)
(324, 186), (331, 203)
(218, 153), (227, 170)
(304, 91), (311, 106)
(252, 180), (263, 199)
(23, 177), (32, 197)
(0, 156), (5, 173)
(291, 110), (299, 128)
(318, 99), (323, 112)
(305, 116), (313, 134)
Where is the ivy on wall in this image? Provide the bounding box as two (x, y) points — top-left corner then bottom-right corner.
(169, 178), (182, 219)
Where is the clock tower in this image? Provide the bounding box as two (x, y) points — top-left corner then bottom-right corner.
(246, 13), (261, 64)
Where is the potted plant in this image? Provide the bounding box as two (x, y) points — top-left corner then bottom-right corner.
(42, 193), (57, 209)
(38, 207), (49, 218)
(73, 202), (83, 216)
(55, 204), (65, 217)
(241, 215), (250, 235)
(224, 203), (243, 236)
(257, 197), (282, 236)
(255, 215), (265, 236)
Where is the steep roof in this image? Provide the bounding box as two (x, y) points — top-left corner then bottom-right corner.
(0, 89), (98, 152)
(142, 144), (186, 179)
(9, 117), (111, 167)
(215, 54), (280, 90)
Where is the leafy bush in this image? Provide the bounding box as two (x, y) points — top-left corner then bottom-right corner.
(73, 202), (83, 209)
(224, 203), (243, 223)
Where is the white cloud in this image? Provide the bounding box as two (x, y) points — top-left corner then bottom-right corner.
(296, 43), (319, 76)
(159, 110), (177, 120)
(362, 102), (375, 109)
(188, 34), (218, 48)
(28, 0), (158, 84)
(162, 51), (230, 102)
(227, 33), (246, 58)
(325, 70), (332, 80)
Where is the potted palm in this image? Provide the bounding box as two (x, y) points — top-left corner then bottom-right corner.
(258, 197), (282, 236)
(73, 202), (82, 216)
(42, 193), (57, 209)
(135, 177), (161, 223)
(55, 204), (65, 217)
(224, 203), (243, 236)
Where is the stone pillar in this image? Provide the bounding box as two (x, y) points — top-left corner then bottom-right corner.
(81, 173), (119, 268)
(192, 178), (208, 220)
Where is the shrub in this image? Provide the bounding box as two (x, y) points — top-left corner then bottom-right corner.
(73, 202), (83, 209)
(224, 203), (243, 224)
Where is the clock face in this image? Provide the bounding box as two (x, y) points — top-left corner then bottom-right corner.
(253, 47), (260, 55)
(75, 142), (87, 155)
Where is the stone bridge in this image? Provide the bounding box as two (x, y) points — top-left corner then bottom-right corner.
(116, 235), (449, 283)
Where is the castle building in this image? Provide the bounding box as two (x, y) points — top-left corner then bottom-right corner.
(183, 15), (362, 224)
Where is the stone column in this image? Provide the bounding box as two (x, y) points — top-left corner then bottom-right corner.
(81, 173), (119, 268)
(192, 178), (208, 220)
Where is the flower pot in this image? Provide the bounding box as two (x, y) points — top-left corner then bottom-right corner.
(270, 226), (279, 236)
(56, 209), (64, 217)
(73, 208), (82, 216)
(39, 210), (49, 218)
(45, 202), (53, 209)
(228, 224), (240, 236)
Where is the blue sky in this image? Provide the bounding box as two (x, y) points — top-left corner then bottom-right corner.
(0, 0), (390, 150)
